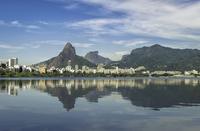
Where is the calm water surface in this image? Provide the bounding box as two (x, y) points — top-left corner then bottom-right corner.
(0, 78), (200, 131)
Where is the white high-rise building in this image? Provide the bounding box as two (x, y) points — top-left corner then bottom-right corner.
(75, 65), (79, 72)
(8, 58), (18, 67)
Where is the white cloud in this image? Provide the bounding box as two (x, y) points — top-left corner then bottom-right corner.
(33, 40), (66, 46)
(45, 0), (79, 10)
(31, 45), (41, 49)
(115, 51), (129, 56)
(70, 0), (200, 42)
(0, 20), (40, 30)
(38, 21), (49, 25)
(73, 43), (94, 48)
(30, 40), (94, 48)
(69, 18), (123, 36)
(106, 50), (130, 60)
(26, 25), (40, 29)
(70, 18), (121, 30)
(64, 3), (79, 9)
(113, 40), (149, 47)
(11, 21), (21, 26)
(0, 44), (25, 50)
(23, 44), (41, 49)
(88, 38), (100, 42)
(0, 42), (42, 50)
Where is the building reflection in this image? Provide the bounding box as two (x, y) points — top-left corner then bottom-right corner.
(1, 78), (200, 111)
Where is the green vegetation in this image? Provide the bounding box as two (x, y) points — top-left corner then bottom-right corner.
(0, 70), (149, 78)
(1, 69), (200, 78)
(117, 44), (200, 71)
(151, 73), (174, 77)
(0, 70), (40, 77)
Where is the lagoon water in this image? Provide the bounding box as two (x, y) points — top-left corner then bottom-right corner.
(1, 78), (200, 131)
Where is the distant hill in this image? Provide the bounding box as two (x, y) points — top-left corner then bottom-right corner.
(35, 43), (95, 68)
(117, 44), (200, 71)
(85, 51), (111, 65)
(35, 43), (200, 71)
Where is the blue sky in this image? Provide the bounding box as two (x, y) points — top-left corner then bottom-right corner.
(0, 0), (200, 64)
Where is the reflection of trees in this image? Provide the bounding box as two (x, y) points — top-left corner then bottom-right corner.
(1, 78), (200, 111)
(118, 84), (200, 110)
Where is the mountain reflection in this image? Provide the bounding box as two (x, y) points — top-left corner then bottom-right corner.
(1, 78), (200, 111)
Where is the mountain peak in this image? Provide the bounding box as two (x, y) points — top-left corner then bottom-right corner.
(64, 42), (73, 49)
(119, 44), (200, 71)
(35, 42), (94, 68)
(61, 42), (76, 56)
(150, 44), (163, 48)
(85, 51), (111, 65)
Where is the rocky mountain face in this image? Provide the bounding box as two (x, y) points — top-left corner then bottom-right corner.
(117, 44), (200, 71)
(85, 51), (111, 65)
(36, 43), (200, 71)
(36, 43), (95, 68)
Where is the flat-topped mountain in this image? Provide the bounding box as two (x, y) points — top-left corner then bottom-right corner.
(36, 42), (94, 68)
(117, 44), (200, 71)
(85, 51), (111, 65)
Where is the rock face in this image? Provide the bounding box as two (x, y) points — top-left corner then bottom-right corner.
(85, 51), (111, 65)
(36, 42), (94, 68)
(117, 44), (200, 71)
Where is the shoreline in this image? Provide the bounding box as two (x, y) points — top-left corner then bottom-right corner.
(1, 76), (200, 80)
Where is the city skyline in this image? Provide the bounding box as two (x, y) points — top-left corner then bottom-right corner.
(0, 0), (200, 64)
